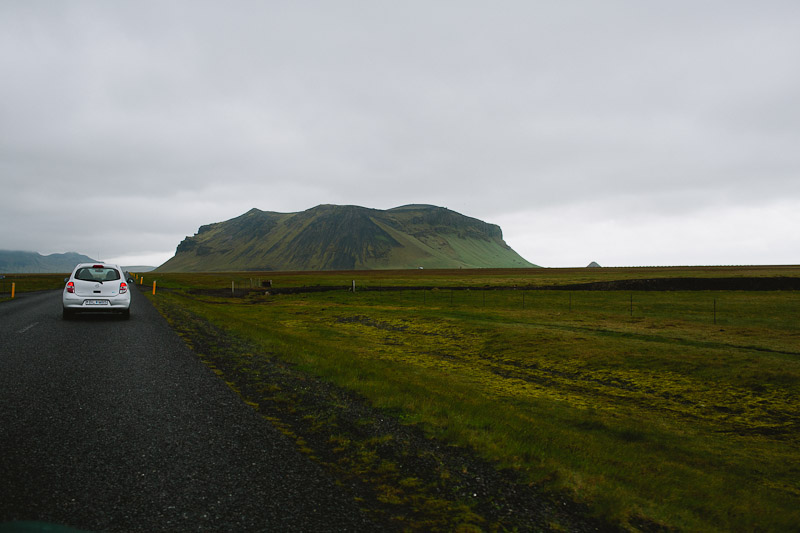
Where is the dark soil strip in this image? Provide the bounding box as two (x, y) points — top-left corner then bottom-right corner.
(539, 277), (800, 291)
(189, 277), (800, 299)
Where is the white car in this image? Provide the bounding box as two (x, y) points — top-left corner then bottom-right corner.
(62, 263), (131, 319)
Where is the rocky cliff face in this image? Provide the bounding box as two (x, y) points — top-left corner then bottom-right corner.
(158, 204), (536, 271)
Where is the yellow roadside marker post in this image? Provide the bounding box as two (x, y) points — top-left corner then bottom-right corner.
(11, 283), (15, 299)
(153, 280), (157, 295)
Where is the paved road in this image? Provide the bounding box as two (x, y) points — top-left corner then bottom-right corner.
(0, 288), (374, 532)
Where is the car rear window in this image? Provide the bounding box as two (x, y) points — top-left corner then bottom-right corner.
(75, 267), (120, 282)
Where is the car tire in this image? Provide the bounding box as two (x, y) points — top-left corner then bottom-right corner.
(62, 308), (73, 320)
(121, 309), (130, 320)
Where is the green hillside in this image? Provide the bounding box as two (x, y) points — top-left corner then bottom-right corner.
(158, 204), (536, 272)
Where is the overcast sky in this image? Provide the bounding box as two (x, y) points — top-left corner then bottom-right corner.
(2, 1), (799, 268)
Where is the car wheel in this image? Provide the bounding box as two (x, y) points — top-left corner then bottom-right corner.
(121, 309), (130, 320)
(62, 308), (73, 320)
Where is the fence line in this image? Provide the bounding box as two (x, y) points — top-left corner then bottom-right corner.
(338, 287), (799, 328)
(210, 281), (798, 328)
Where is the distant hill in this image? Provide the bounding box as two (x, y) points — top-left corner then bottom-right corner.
(123, 265), (156, 273)
(158, 204), (537, 272)
(0, 251), (96, 273)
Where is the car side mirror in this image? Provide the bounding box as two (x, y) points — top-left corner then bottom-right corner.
(64, 277), (69, 283)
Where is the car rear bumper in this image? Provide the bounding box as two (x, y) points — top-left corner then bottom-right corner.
(62, 293), (131, 311)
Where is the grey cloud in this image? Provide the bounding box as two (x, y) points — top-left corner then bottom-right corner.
(2, 1), (799, 266)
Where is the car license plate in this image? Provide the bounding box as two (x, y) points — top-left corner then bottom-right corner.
(85, 300), (109, 306)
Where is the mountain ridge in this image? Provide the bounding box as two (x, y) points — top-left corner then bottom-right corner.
(0, 251), (97, 273)
(159, 204), (536, 271)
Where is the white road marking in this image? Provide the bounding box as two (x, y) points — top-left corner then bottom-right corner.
(17, 322), (38, 334)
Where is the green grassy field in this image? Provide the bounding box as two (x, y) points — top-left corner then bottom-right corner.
(0, 273), (66, 301)
(141, 267), (800, 531)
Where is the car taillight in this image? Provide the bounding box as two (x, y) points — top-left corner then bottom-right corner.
(119, 281), (128, 294)
(66, 281), (75, 293)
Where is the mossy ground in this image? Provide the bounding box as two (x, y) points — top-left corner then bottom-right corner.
(150, 293), (604, 532)
(143, 268), (800, 531)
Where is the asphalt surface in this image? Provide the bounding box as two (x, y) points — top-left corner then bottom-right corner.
(0, 288), (376, 532)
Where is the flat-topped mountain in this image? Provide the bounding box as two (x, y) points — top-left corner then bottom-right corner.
(158, 204), (536, 271)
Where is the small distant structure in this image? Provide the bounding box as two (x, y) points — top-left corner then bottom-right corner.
(587, 261), (601, 268)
